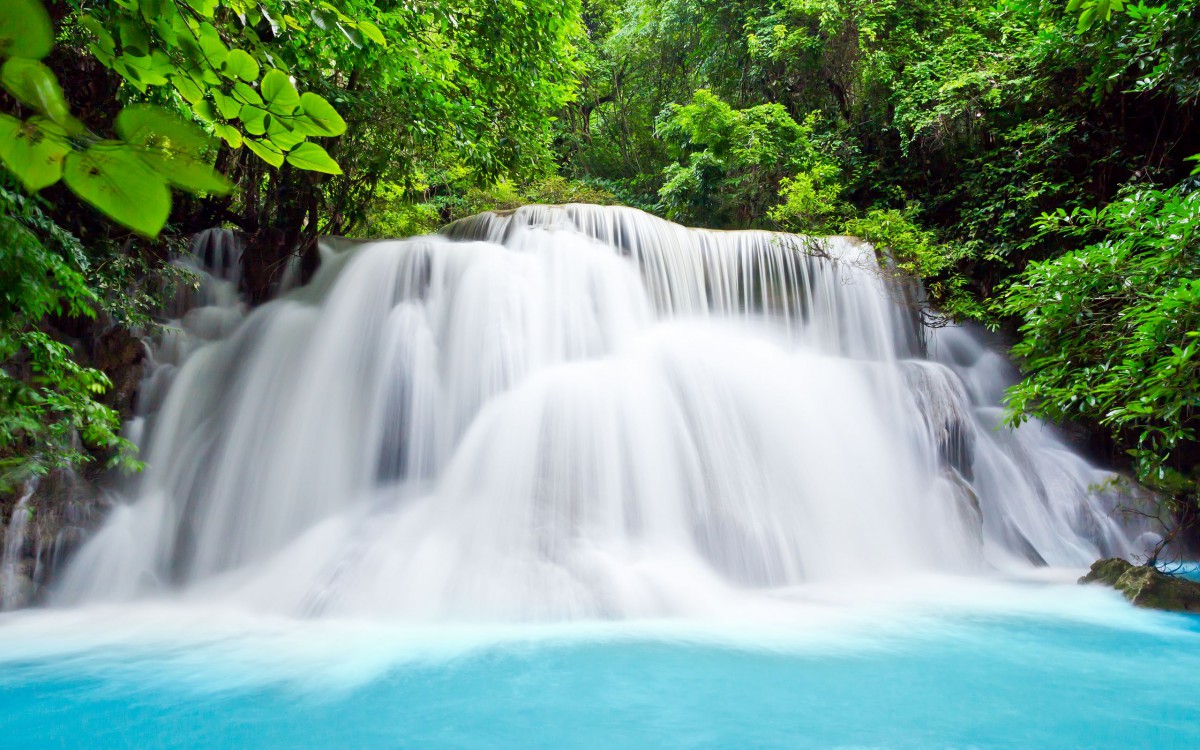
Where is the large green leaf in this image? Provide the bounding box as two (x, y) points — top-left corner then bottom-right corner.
(214, 123), (243, 148)
(233, 81), (263, 106)
(222, 49), (260, 82)
(171, 74), (205, 104)
(285, 141), (342, 174)
(78, 15), (116, 57)
(141, 150), (231, 196)
(336, 22), (363, 48)
(118, 19), (151, 57)
(297, 92), (346, 136)
(261, 68), (300, 114)
(239, 104), (269, 135)
(212, 89), (243, 119)
(1, 58), (70, 125)
(63, 143), (172, 237)
(244, 137), (284, 167)
(117, 107), (232, 195)
(197, 23), (229, 67)
(185, 0), (218, 17)
(0, 0), (52, 60)
(0, 114), (69, 191)
(116, 53), (170, 87)
(267, 116), (305, 150)
(115, 105), (216, 157)
(357, 20), (386, 47)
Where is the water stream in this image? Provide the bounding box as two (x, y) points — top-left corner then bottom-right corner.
(0, 205), (1189, 747)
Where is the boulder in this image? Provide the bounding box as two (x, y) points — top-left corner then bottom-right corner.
(1080, 557), (1200, 613)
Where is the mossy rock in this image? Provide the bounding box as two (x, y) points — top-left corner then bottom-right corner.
(1080, 558), (1200, 613)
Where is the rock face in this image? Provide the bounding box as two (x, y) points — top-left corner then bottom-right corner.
(1080, 558), (1200, 613)
(0, 471), (109, 610)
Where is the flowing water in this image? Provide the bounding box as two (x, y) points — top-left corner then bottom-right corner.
(1, 205), (1193, 747)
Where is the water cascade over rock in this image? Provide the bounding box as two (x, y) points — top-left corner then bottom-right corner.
(53, 206), (1146, 619)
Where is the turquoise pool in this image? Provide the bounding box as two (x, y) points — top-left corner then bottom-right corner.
(1, 582), (1196, 749)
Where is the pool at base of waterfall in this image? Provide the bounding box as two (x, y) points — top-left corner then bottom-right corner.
(1, 581), (1198, 749)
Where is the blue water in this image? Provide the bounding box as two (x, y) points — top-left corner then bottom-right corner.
(2, 586), (1198, 749)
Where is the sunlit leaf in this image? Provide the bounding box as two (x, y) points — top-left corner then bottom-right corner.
(244, 137), (284, 167)
(0, 114), (69, 191)
(297, 92), (346, 136)
(261, 68), (300, 114)
(1, 58), (70, 125)
(222, 49), (260, 82)
(285, 141), (341, 174)
(239, 104), (269, 135)
(78, 15), (116, 56)
(171, 74), (205, 104)
(63, 142), (172, 237)
(215, 123), (243, 148)
(116, 105), (215, 157)
(357, 20), (386, 46)
(212, 89), (243, 119)
(0, 0), (52, 60)
(233, 81), (264, 106)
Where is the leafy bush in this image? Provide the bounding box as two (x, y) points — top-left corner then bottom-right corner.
(655, 90), (828, 226)
(1002, 181), (1200, 502)
(0, 188), (137, 493)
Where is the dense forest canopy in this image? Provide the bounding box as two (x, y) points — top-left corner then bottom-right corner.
(1, 0), (1197, 541)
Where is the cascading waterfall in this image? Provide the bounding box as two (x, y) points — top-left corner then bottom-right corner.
(51, 205), (1149, 619)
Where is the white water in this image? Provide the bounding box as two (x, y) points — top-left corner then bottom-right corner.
(51, 205), (1149, 619)
(0, 483), (35, 610)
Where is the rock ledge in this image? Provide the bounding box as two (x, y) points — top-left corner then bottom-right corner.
(1080, 558), (1200, 613)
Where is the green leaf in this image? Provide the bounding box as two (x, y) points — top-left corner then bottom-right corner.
(0, 0), (52, 60)
(63, 142), (172, 237)
(357, 20), (386, 46)
(116, 105), (215, 156)
(185, 0), (218, 17)
(117, 53), (170, 86)
(197, 23), (229, 67)
(336, 22), (363, 48)
(221, 49), (260, 82)
(141, 147), (231, 195)
(267, 117), (305, 150)
(192, 99), (218, 122)
(0, 114), (69, 191)
(1078, 6), (1098, 32)
(310, 8), (336, 30)
(261, 68), (299, 114)
(215, 123), (243, 148)
(171, 74), (205, 104)
(260, 5), (284, 36)
(232, 81), (263, 106)
(285, 141), (341, 174)
(244, 137), (284, 167)
(297, 92), (346, 136)
(118, 19), (151, 57)
(212, 89), (242, 119)
(1, 58), (70, 125)
(239, 104), (269, 135)
(78, 15), (116, 56)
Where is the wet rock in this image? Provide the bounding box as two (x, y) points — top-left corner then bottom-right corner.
(0, 471), (110, 610)
(1080, 557), (1200, 613)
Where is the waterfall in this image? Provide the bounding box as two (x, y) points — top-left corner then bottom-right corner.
(1, 482), (36, 610)
(51, 205), (1149, 619)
